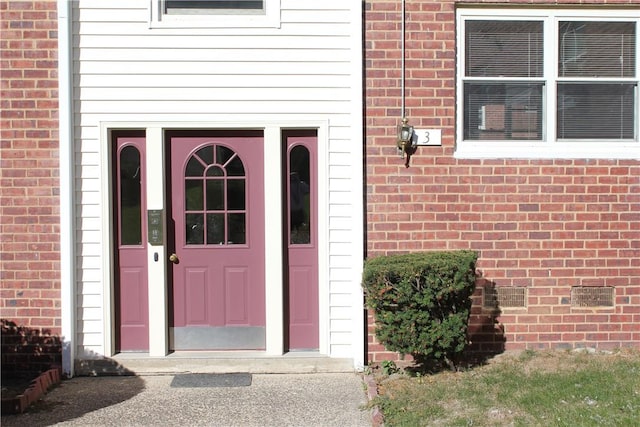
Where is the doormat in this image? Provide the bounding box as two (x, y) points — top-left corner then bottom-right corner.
(170, 373), (252, 388)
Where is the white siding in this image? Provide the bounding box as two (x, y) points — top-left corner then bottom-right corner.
(72, 0), (363, 362)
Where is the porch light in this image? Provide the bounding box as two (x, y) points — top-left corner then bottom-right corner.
(396, 117), (415, 159)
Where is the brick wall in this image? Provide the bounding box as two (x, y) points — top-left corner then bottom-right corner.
(1, 319), (61, 378)
(0, 0), (61, 334)
(365, 0), (640, 363)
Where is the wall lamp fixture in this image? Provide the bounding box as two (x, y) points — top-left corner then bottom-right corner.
(396, 117), (415, 159)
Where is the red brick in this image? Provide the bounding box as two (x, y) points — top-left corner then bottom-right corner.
(1, 0), (59, 332)
(365, 0), (639, 360)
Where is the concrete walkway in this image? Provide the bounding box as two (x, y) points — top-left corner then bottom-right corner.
(1, 373), (372, 427)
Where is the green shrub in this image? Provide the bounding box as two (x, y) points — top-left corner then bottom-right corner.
(363, 251), (478, 369)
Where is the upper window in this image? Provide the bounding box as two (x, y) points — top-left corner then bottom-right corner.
(164, 1), (264, 15)
(456, 9), (639, 159)
(150, 0), (280, 29)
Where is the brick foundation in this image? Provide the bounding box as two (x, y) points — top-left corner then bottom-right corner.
(1, 319), (61, 379)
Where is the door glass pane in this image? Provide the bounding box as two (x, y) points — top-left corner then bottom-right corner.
(186, 213), (204, 244)
(227, 179), (245, 210)
(225, 156), (245, 176)
(228, 213), (246, 244)
(186, 156), (205, 177)
(216, 145), (234, 166)
(206, 179), (224, 210)
(206, 165), (224, 177)
(289, 145), (311, 245)
(195, 145), (213, 165)
(185, 179), (204, 210)
(206, 213), (225, 244)
(120, 146), (142, 245)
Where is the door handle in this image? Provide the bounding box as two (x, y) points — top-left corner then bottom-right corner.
(169, 253), (179, 264)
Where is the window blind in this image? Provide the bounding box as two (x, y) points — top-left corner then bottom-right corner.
(557, 83), (636, 139)
(466, 21), (543, 78)
(559, 22), (636, 78)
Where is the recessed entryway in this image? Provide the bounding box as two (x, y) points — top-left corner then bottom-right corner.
(111, 126), (325, 357)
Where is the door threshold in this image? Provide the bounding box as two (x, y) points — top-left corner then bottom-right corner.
(105, 352), (355, 375)
(114, 350), (325, 359)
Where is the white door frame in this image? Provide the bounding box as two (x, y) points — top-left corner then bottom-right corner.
(100, 121), (329, 357)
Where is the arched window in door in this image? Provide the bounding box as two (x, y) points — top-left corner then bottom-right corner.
(183, 144), (246, 245)
(119, 145), (142, 246)
(289, 145), (311, 245)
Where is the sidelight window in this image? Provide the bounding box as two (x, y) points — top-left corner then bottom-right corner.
(118, 146), (142, 246)
(288, 145), (311, 245)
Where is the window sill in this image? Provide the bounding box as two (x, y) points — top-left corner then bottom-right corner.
(455, 140), (640, 160)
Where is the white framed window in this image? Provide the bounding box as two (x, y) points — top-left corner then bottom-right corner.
(456, 8), (639, 159)
(150, 0), (281, 29)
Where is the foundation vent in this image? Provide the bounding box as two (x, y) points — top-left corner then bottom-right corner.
(571, 286), (614, 307)
(484, 287), (527, 309)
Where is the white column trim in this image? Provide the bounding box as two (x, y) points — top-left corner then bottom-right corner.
(264, 125), (284, 355)
(99, 127), (114, 357)
(349, 1), (365, 370)
(316, 125), (330, 356)
(146, 126), (169, 356)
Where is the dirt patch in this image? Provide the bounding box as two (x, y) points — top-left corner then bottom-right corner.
(1, 377), (35, 400)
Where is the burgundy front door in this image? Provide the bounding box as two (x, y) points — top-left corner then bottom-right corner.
(114, 134), (149, 351)
(285, 132), (319, 350)
(169, 133), (265, 350)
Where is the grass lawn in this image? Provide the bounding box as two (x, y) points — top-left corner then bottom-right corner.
(372, 349), (640, 426)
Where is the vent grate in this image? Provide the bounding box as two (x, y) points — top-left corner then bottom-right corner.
(484, 287), (527, 308)
(571, 287), (614, 307)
